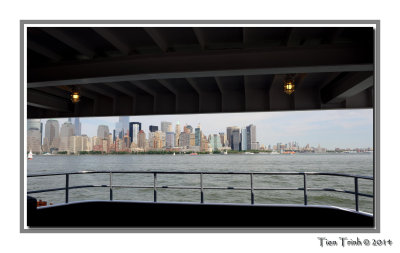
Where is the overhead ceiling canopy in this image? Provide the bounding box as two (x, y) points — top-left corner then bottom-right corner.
(26, 27), (374, 118)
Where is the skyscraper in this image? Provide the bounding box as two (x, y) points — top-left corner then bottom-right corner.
(27, 119), (43, 149)
(161, 121), (172, 133)
(27, 129), (42, 153)
(149, 125), (158, 132)
(246, 124), (257, 150)
(43, 119), (60, 153)
(175, 122), (181, 147)
(166, 132), (175, 149)
(129, 122), (142, 144)
(59, 122), (75, 152)
(137, 130), (146, 149)
(227, 126), (240, 150)
(232, 128), (241, 151)
(97, 125), (110, 139)
(74, 118), (81, 136)
(195, 125), (201, 146)
(241, 127), (247, 151)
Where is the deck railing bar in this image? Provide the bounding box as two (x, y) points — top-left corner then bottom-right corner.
(303, 173), (308, 205)
(109, 172), (113, 201)
(200, 173), (204, 204)
(153, 172), (157, 203)
(250, 173), (254, 205)
(355, 177), (359, 211)
(65, 174), (69, 204)
(28, 171), (374, 180)
(27, 171), (373, 212)
(28, 185), (374, 199)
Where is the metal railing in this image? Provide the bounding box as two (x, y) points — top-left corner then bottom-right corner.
(27, 171), (373, 212)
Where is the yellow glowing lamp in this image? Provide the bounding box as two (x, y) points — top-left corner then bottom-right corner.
(283, 79), (295, 95)
(71, 90), (80, 103)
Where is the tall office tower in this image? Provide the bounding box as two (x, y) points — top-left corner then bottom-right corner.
(246, 124), (257, 150)
(27, 129), (42, 153)
(137, 130), (146, 149)
(27, 119), (41, 131)
(195, 126), (201, 146)
(241, 128), (247, 151)
(226, 127), (234, 147)
(232, 128), (241, 151)
(43, 119), (60, 153)
(149, 125), (158, 132)
(183, 124), (193, 134)
(161, 121), (172, 133)
(81, 135), (91, 151)
(97, 125), (110, 139)
(148, 131), (164, 149)
(175, 122), (180, 146)
(68, 118), (72, 123)
(179, 132), (190, 147)
(59, 122), (75, 152)
(190, 133), (196, 146)
(166, 132), (175, 149)
(27, 119), (42, 150)
(72, 118), (81, 136)
(210, 134), (222, 151)
(129, 122), (142, 144)
(219, 132), (226, 147)
(227, 126), (240, 150)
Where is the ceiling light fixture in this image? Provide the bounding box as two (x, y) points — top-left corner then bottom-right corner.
(70, 88), (80, 103)
(283, 75), (296, 95)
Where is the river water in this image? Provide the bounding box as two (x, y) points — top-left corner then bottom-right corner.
(27, 153), (374, 214)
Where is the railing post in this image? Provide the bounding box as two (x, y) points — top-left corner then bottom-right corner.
(109, 172), (113, 201)
(303, 173), (308, 205)
(354, 177), (359, 211)
(153, 172), (157, 202)
(200, 173), (204, 204)
(250, 173), (254, 205)
(65, 174), (69, 203)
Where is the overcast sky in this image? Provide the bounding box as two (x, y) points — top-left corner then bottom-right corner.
(39, 109), (373, 149)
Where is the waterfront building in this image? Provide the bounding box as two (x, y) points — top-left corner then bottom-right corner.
(27, 119), (41, 131)
(219, 132), (226, 147)
(27, 128), (42, 153)
(227, 126), (240, 150)
(59, 122), (75, 153)
(149, 125), (158, 132)
(184, 125), (193, 134)
(241, 128), (247, 151)
(81, 135), (91, 151)
(74, 118), (81, 136)
(195, 125), (201, 146)
(97, 125), (110, 139)
(137, 130), (146, 149)
(166, 132), (175, 149)
(148, 130), (165, 149)
(161, 121), (172, 133)
(179, 132), (191, 147)
(129, 122), (142, 144)
(210, 134), (222, 151)
(232, 129), (241, 151)
(175, 122), (181, 147)
(246, 124), (257, 150)
(43, 119), (60, 153)
(190, 133), (196, 146)
(115, 116), (129, 136)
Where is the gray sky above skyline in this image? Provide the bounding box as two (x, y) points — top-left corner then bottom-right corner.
(38, 109), (373, 149)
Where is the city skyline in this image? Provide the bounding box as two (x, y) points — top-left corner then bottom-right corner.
(30, 109), (373, 150)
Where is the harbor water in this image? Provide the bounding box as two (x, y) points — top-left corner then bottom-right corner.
(27, 153), (374, 214)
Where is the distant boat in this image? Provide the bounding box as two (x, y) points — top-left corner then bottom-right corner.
(223, 151), (228, 155)
(42, 152), (53, 156)
(190, 152), (198, 156)
(245, 152), (255, 155)
(282, 151), (295, 154)
(270, 151), (280, 155)
(173, 152), (175, 156)
(28, 150), (33, 160)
